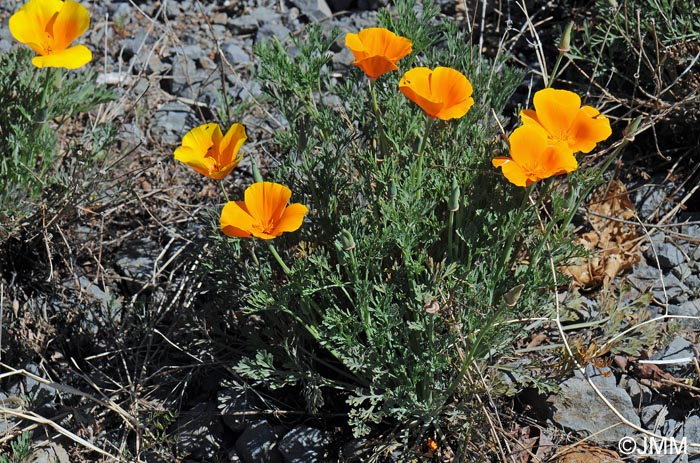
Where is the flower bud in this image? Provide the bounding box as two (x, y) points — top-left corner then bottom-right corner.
(558, 22), (574, 54)
(389, 181), (398, 199)
(340, 229), (356, 251)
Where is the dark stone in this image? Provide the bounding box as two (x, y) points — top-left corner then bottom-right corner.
(278, 426), (329, 463)
(548, 376), (640, 444)
(175, 401), (224, 460)
(235, 420), (284, 463)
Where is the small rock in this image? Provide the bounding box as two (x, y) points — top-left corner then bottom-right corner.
(152, 101), (194, 145)
(257, 23), (292, 42)
(548, 376), (641, 444)
(290, 0), (332, 21)
(175, 401), (224, 460)
(23, 363), (55, 405)
(212, 12), (229, 24)
(31, 444), (70, 463)
(641, 404), (669, 430)
(624, 377), (653, 407)
(222, 40), (252, 67)
(278, 426), (329, 463)
(218, 387), (264, 432)
(235, 420), (284, 463)
(654, 242), (687, 269)
(668, 300), (700, 329)
(653, 337), (694, 375)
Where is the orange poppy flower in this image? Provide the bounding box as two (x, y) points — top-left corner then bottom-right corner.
(398, 67), (474, 120)
(9, 0), (92, 69)
(345, 28), (412, 79)
(220, 182), (308, 240)
(492, 124), (577, 187)
(174, 123), (247, 180)
(520, 88), (612, 153)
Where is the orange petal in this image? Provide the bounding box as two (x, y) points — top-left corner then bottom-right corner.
(384, 34), (412, 61)
(174, 146), (217, 177)
(344, 32), (368, 60)
(508, 124), (550, 167)
(357, 28), (395, 56)
(50, 0), (90, 51)
(31, 44), (92, 69)
(520, 109), (542, 128)
(9, 0), (63, 46)
(430, 67), (473, 120)
(244, 182), (292, 229)
(353, 56), (398, 79)
(532, 88), (581, 139)
(494, 158), (533, 187)
(220, 201), (255, 238)
(272, 203), (309, 235)
(568, 106), (612, 153)
(181, 123), (220, 153)
(399, 67), (443, 117)
(219, 123), (247, 167)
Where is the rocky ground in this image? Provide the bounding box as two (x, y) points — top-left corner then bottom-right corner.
(0, 0), (699, 462)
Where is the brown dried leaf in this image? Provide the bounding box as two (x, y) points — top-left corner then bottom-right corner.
(563, 180), (640, 288)
(556, 444), (622, 462)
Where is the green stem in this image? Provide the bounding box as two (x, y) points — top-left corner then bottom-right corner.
(250, 153), (264, 184)
(267, 242), (292, 275)
(547, 52), (565, 88)
(492, 184), (534, 304)
(369, 79), (389, 162)
(414, 116), (435, 189)
(447, 210), (455, 262)
(219, 180), (230, 202)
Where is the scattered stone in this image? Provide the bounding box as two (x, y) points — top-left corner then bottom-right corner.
(291, 0), (333, 21)
(218, 387), (264, 432)
(641, 404), (668, 430)
(548, 376), (641, 444)
(235, 420), (284, 463)
(668, 300), (700, 329)
(652, 242), (686, 269)
(222, 40), (252, 67)
(278, 426), (329, 463)
(31, 444), (70, 463)
(152, 101), (194, 145)
(653, 337), (694, 375)
(175, 401), (224, 460)
(622, 376), (653, 407)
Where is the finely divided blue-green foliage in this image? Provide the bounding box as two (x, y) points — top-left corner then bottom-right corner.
(223, 0), (585, 438)
(0, 48), (114, 239)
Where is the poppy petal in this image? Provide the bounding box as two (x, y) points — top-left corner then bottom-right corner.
(31, 44), (92, 69)
(51, 0), (90, 51)
(220, 201), (256, 238)
(174, 146), (216, 177)
(497, 159), (533, 187)
(568, 106), (612, 153)
(244, 182), (292, 229)
(532, 88), (581, 138)
(508, 124), (550, 166)
(353, 56), (398, 79)
(272, 203), (309, 235)
(9, 0), (63, 45)
(344, 32), (368, 60)
(219, 123), (247, 166)
(399, 67), (443, 117)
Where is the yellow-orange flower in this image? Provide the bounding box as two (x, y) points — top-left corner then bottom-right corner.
(9, 0), (92, 69)
(492, 124), (577, 187)
(520, 88), (612, 153)
(220, 182), (308, 240)
(345, 28), (412, 79)
(398, 67), (474, 120)
(174, 123), (247, 180)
